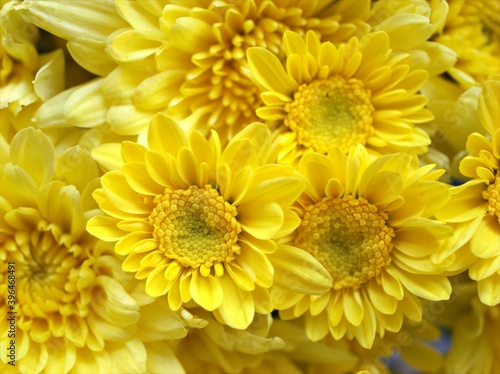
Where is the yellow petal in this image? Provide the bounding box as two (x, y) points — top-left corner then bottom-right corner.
(87, 215), (127, 241)
(240, 174), (304, 208)
(218, 273), (254, 329)
(91, 143), (123, 172)
(377, 14), (433, 50)
(368, 280), (398, 314)
(190, 270), (223, 311)
(237, 200), (284, 239)
(351, 298), (376, 349)
(101, 170), (153, 214)
(392, 267), (451, 300)
(477, 272), (500, 306)
(115, 232), (152, 255)
(343, 289), (364, 326)
(148, 113), (186, 156)
(176, 147), (199, 186)
(123, 162), (164, 195)
(145, 264), (170, 297)
(269, 244), (332, 294)
(237, 241), (274, 288)
(252, 285), (273, 314)
(225, 262), (255, 291)
(170, 17), (215, 54)
(65, 80), (107, 128)
(247, 47), (298, 95)
(109, 29), (162, 62)
(67, 37), (115, 76)
(10, 127), (55, 186)
(469, 215), (500, 258)
(305, 311), (329, 342)
(478, 74), (500, 136)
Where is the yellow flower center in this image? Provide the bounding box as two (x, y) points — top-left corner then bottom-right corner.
(12, 228), (84, 318)
(285, 76), (375, 154)
(295, 195), (394, 289)
(150, 185), (241, 269)
(483, 176), (500, 224)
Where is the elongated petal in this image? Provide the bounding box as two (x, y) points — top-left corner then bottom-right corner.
(247, 47), (298, 94)
(237, 200), (284, 239)
(10, 128), (55, 186)
(393, 267), (451, 300)
(218, 273), (254, 329)
(190, 270), (223, 311)
(148, 113), (186, 156)
(269, 244), (332, 294)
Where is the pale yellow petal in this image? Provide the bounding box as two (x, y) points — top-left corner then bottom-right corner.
(247, 47), (298, 95)
(269, 244), (332, 294)
(10, 127), (55, 186)
(392, 267), (451, 301)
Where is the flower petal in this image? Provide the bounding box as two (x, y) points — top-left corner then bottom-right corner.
(190, 270), (223, 311)
(218, 273), (254, 329)
(268, 244), (332, 294)
(247, 47), (298, 95)
(237, 200), (284, 239)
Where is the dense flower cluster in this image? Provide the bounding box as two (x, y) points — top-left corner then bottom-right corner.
(0, 1), (498, 373)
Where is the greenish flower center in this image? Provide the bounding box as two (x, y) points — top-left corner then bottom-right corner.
(285, 76), (375, 154)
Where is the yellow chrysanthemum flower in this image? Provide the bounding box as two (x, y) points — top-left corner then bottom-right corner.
(14, 0), (127, 76)
(87, 114), (332, 329)
(427, 275), (500, 374)
(28, 0), (370, 140)
(176, 309), (284, 373)
(367, 0), (457, 77)
(248, 318), (359, 374)
(272, 144), (452, 349)
(0, 128), (187, 372)
(421, 76), (483, 163)
(436, 75), (500, 306)
(247, 30), (433, 164)
(432, 0), (500, 87)
(0, 1), (65, 141)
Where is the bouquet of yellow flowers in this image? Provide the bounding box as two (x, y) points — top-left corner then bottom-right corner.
(1, 1), (498, 373)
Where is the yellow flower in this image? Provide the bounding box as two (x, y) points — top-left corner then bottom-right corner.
(367, 0), (457, 77)
(0, 128), (186, 372)
(0, 1), (65, 141)
(257, 318), (360, 374)
(110, 0), (371, 139)
(421, 76), (483, 163)
(15, 0), (127, 76)
(436, 74), (500, 306)
(176, 309), (283, 373)
(247, 30), (433, 164)
(272, 144), (452, 349)
(87, 114), (332, 329)
(432, 0), (500, 87)
(428, 275), (500, 374)
(30, 0), (370, 141)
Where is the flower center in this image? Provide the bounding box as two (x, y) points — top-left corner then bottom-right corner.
(8, 225), (85, 319)
(483, 176), (500, 224)
(284, 76), (375, 154)
(294, 195), (394, 289)
(150, 185), (241, 269)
